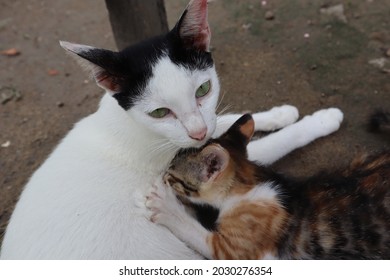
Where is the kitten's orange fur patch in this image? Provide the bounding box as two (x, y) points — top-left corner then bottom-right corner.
(207, 200), (288, 259)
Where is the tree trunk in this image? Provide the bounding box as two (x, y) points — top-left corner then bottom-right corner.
(105, 0), (169, 50)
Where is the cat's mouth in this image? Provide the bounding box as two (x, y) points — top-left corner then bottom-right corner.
(163, 173), (198, 197)
(175, 135), (210, 149)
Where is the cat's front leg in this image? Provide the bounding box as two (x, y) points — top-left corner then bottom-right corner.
(213, 105), (299, 138)
(146, 179), (213, 259)
(247, 108), (343, 165)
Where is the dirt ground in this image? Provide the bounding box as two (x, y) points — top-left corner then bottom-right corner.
(0, 0), (389, 242)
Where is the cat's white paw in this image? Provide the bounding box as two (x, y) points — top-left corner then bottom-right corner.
(145, 179), (186, 227)
(312, 107), (343, 122)
(253, 105), (299, 131)
(308, 108), (344, 135)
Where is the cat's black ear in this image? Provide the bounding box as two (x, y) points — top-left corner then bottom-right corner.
(224, 114), (255, 147)
(200, 144), (229, 182)
(175, 0), (211, 52)
(60, 41), (123, 94)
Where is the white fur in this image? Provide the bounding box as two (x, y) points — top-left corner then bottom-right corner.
(0, 51), (342, 259)
(247, 108), (344, 165)
(1, 94), (201, 259)
(213, 105), (299, 138)
(219, 182), (278, 214)
(130, 56), (219, 148)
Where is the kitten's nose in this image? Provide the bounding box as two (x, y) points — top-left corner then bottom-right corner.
(189, 128), (207, 141)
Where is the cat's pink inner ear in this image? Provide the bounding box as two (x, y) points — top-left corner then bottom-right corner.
(60, 41), (121, 94)
(95, 71), (122, 94)
(200, 144), (229, 182)
(179, 0), (211, 51)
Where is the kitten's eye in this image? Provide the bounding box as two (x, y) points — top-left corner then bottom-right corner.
(148, 108), (171, 118)
(195, 80), (211, 98)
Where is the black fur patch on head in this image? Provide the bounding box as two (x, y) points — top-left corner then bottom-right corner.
(115, 28), (213, 110)
(78, 29), (213, 111)
(110, 35), (166, 110)
(167, 28), (213, 71)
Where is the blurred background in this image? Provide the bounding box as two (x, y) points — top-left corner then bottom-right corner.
(1, 0), (389, 240)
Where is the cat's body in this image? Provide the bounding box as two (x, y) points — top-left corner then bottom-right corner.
(147, 114), (390, 260)
(1, 0), (343, 259)
(2, 94), (201, 259)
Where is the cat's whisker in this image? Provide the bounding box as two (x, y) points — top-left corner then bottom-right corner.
(216, 90), (227, 113)
(217, 104), (233, 116)
(165, 145), (179, 159)
(148, 142), (168, 157)
(149, 138), (169, 150)
(148, 140), (172, 156)
(148, 139), (179, 160)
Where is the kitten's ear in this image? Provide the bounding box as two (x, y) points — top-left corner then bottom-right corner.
(224, 114), (255, 146)
(59, 41), (122, 94)
(175, 0), (211, 52)
(200, 144), (229, 182)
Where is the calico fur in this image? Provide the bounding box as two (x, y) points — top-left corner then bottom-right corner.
(147, 114), (389, 259)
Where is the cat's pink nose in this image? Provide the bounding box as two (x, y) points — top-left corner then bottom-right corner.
(189, 128), (207, 141)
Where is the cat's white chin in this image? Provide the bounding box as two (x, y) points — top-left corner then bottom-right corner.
(170, 136), (209, 149)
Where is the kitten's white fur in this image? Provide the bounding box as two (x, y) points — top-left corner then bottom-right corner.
(0, 54), (304, 259)
(146, 108), (344, 259)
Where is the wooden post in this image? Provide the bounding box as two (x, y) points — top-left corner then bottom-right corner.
(105, 0), (169, 50)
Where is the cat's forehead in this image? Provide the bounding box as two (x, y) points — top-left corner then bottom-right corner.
(150, 56), (193, 89)
(117, 33), (214, 109)
(148, 56), (211, 98)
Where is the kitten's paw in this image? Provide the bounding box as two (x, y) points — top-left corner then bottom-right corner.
(253, 105), (299, 131)
(310, 108), (344, 134)
(145, 180), (186, 226)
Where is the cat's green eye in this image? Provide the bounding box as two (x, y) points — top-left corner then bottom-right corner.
(195, 80), (211, 98)
(149, 108), (171, 118)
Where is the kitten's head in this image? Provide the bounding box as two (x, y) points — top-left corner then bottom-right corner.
(165, 114), (256, 205)
(60, 0), (219, 148)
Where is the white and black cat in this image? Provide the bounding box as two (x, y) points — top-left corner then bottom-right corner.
(0, 0), (342, 259)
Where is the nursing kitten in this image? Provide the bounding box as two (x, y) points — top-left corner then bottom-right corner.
(147, 114), (390, 259)
(1, 0), (315, 259)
